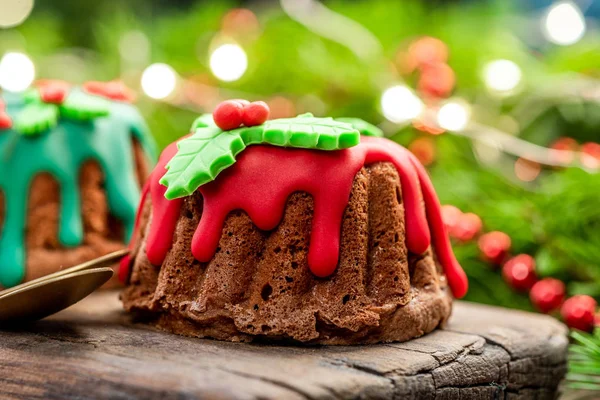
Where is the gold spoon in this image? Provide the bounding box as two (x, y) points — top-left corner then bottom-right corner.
(0, 249), (128, 323)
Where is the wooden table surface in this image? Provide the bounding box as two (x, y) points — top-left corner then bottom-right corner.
(0, 291), (568, 400)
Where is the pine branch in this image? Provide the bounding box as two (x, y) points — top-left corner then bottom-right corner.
(568, 329), (600, 391)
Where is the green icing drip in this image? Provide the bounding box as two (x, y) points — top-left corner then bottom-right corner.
(160, 113), (361, 200)
(0, 90), (156, 287)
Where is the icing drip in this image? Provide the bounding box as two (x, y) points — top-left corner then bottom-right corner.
(0, 91), (156, 287)
(122, 136), (467, 298)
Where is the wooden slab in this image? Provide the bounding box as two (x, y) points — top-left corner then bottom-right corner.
(0, 291), (568, 399)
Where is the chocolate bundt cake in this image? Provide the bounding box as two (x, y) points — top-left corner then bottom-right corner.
(121, 105), (467, 344)
(0, 80), (155, 287)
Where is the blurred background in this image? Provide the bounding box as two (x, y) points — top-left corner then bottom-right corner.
(2, 0), (600, 390)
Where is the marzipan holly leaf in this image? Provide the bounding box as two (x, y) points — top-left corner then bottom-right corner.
(260, 115), (359, 150)
(160, 125), (246, 199)
(59, 91), (111, 121)
(336, 117), (384, 137)
(13, 102), (59, 136)
(161, 114), (361, 199)
(191, 114), (217, 130)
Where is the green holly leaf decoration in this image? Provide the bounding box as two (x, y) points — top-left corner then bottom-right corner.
(13, 102), (59, 136)
(337, 117), (384, 137)
(257, 115), (360, 150)
(161, 114), (361, 199)
(59, 91), (111, 121)
(161, 125), (246, 199)
(22, 89), (41, 104)
(191, 113), (217, 130)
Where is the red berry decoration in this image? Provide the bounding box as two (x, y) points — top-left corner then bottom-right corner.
(83, 80), (136, 103)
(38, 80), (70, 104)
(104, 81), (136, 102)
(561, 295), (597, 331)
(231, 99), (250, 107)
(213, 100), (245, 131)
(0, 112), (12, 130)
(530, 278), (565, 313)
(451, 212), (482, 242)
(40, 86), (68, 104)
(478, 231), (511, 265)
(502, 254), (537, 292)
(242, 101), (270, 127)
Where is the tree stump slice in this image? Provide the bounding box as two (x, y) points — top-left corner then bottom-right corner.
(0, 291), (568, 399)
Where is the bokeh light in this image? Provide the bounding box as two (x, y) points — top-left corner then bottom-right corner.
(0, 52), (35, 92)
(543, 1), (586, 46)
(209, 44), (248, 82)
(515, 158), (541, 182)
(483, 60), (522, 94)
(141, 63), (177, 100)
(381, 85), (423, 123)
(221, 8), (260, 38)
(437, 101), (470, 131)
(0, 0), (34, 28)
(119, 30), (150, 65)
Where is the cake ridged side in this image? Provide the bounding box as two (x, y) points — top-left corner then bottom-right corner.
(122, 162), (452, 344)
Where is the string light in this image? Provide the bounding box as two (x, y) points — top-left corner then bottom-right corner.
(437, 101), (470, 131)
(380, 85), (423, 124)
(209, 44), (248, 82)
(0, 0), (34, 28)
(543, 1), (586, 46)
(0, 52), (35, 92)
(141, 63), (177, 100)
(483, 60), (522, 94)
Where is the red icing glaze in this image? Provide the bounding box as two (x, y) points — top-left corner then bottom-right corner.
(120, 137), (468, 298)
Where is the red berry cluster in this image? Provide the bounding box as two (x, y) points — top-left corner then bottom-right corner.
(551, 136), (600, 169)
(0, 99), (12, 130)
(213, 99), (270, 131)
(399, 37), (456, 137)
(561, 295), (598, 332)
(404, 37), (455, 100)
(83, 80), (136, 103)
(441, 204), (599, 331)
(442, 205), (483, 242)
